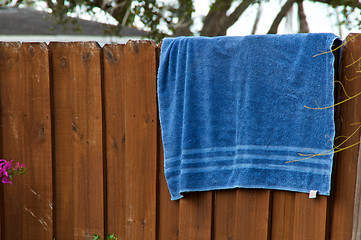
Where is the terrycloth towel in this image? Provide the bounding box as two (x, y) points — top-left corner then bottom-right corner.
(157, 33), (340, 200)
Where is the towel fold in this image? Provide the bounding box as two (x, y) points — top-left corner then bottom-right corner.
(157, 33), (340, 200)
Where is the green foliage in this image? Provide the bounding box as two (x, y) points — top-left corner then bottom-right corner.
(92, 234), (118, 240)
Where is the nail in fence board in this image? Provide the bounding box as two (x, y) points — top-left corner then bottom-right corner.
(0, 43), (53, 240)
(49, 42), (104, 240)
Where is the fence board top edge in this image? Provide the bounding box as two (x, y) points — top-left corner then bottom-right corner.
(48, 41), (101, 49)
(0, 41), (21, 48)
(126, 39), (157, 48)
(346, 33), (361, 44)
(19, 42), (49, 52)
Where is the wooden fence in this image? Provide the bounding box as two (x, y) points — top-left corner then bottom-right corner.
(0, 33), (360, 240)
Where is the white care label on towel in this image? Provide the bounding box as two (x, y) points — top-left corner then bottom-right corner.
(309, 190), (318, 199)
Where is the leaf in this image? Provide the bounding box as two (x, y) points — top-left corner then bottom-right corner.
(92, 234), (102, 240)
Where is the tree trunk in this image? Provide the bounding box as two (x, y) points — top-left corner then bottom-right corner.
(174, 20), (193, 36)
(297, 0), (309, 33)
(224, 0), (256, 29)
(200, 0), (233, 36)
(201, 0), (255, 36)
(268, 0), (298, 34)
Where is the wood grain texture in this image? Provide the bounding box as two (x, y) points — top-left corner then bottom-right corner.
(212, 190), (237, 240)
(50, 42), (104, 240)
(293, 194), (328, 240)
(0, 61), (3, 240)
(234, 189), (271, 240)
(103, 44), (127, 239)
(352, 133), (361, 240)
(156, 43), (180, 240)
(123, 40), (158, 240)
(0, 184), (2, 240)
(157, 128), (180, 240)
(330, 33), (361, 240)
(0, 43), (53, 240)
(179, 192), (213, 240)
(271, 191), (295, 240)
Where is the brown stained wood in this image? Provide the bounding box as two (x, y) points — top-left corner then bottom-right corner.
(234, 189), (271, 240)
(0, 184), (2, 240)
(352, 134), (361, 240)
(179, 192), (213, 240)
(123, 40), (158, 240)
(50, 42), (104, 240)
(103, 44), (126, 239)
(292, 194), (328, 240)
(0, 43), (53, 240)
(212, 190), (237, 240)
(271, 191), (295, 240)
(157, 127), (180, 240)
(330, 33), (361, 240)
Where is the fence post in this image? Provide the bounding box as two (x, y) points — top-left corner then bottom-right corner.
(330, 33), (361, 240)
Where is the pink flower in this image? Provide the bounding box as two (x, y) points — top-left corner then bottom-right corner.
(0, 167), (7, 177)
(1, 176), (12, 184)
(0, 159), (26, 184)
(0, 159), (12, 171)
(14, 162), (26, 170)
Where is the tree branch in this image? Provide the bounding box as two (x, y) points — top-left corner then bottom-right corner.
(297, 0), (309, 33)
(46, 0), (55, 9)
(14, 0), (23, 7)
(225, 0), (256, 29)
(200, 0), (233, 36)
(310, 0), (361, 8)
(251, 2), (262, 35)
(268, 0), (298, 34)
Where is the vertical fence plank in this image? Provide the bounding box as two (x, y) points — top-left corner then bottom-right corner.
(352, 136), (361, 240)
(271, 191), (295, 240)
(0, 185), (2, 240)
(293, 195), (328, 239)
(156, 43), (180, 240)
(0, 75), (3, 240)
(123, 40), (158, 240)
(234, 189), (272, 240)
(179, 192), (213, 240)
(212, 190), (237, 240)
(330, 33), (361, 240)
(157, 131), (180, 240)
(213, 189), (272, 240)
(50, 42), (104, 240)
(0, 43), (53, 240)
(270, 42), (341, 240)
(103, 44), (127, 239)
(0, 184), (2, 240)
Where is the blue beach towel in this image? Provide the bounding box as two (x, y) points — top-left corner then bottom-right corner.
(157, 33), (340, 200)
